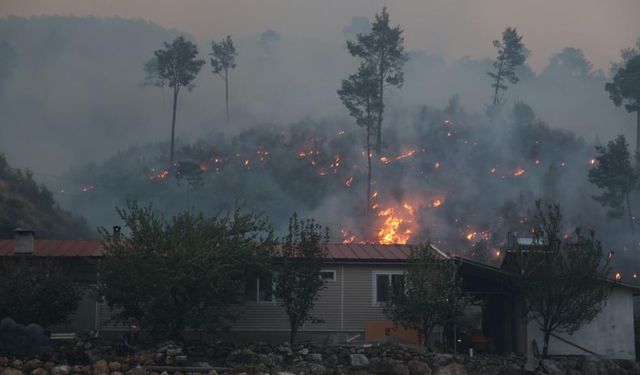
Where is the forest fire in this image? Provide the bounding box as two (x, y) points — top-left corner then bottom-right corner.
(376, 207), (413, 244)
(148, 169), (169, 181)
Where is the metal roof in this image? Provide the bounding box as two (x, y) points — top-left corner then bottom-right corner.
(0, 240), (448, 261)
(0, 240), (104, 257)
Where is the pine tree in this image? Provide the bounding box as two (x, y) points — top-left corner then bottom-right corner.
(210, 35), (238, 122)
(487, 27), (528, 107)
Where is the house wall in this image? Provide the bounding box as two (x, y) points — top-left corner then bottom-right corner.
(526, 287), (636, 359)
(232, 263), (405, 335)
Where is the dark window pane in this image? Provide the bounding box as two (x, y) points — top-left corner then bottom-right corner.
(245, 277), (257, 302)
(320, 271), (335, 281)
(259, 276), (273, 302)
(376, 274), (389, 303)
(391, 274), (405, 294)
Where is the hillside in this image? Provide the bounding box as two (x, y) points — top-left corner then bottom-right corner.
(0, 154), (94, 239)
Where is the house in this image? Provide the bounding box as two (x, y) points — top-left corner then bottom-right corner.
(0, 229), (636, 359)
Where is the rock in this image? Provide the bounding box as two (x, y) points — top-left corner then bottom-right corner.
(298, 348), (309, 356)
(2, 369), (25, 375)
(166, 348), (183, 356)
(408, 360), (432, 375)
(306, 353), (322, 364)
(325, 354), (338, 367)
(125, 367), (144, 375)
(92, 362), (109, 375)
(42, 365), (54, 373)
(50, 366), (69, 375)
(107, 364), (120, 373)
(112, 372), (124, 375)
(566, 369), (582, 375)
(350, 354), (369, 368)
(24, 361), (43, 372)
(80, 366), (91, 375)
(11, 362), (23, 371)
(30, 369), (48, 375)
(433, 363), (467, 375)
(541, 359), (564, 375)
(523, 357), (539, 373)
(392, 364), (410, 375)
(207, 371), (218, 375)
(431, 354), (454, 368)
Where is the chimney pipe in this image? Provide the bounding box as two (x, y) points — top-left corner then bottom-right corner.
(13, 229), (35, 255)
(112, 226), (121, 241)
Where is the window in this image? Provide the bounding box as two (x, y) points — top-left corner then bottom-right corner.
(373, 271), (405, 305)
(320, 270), (336, 282)
(245, 275), (273, 303)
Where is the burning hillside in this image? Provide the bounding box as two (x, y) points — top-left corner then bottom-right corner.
(59, 102), (637, 278)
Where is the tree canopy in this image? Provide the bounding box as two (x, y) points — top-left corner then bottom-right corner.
(98, 201), (274, 339)
(488, 27), (528, 107)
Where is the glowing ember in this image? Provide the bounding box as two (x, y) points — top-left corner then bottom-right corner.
(615, 272), (622, 281)
(380, 156), (391, 164)
(560, 161), (566, 167)
(535, 159), (540, 165)
(513, 168), (525, 177)
(495, 250), (501, 257)
(297, 151), (307, 158)
(431, 198), (443, 207)
(490, 167), (496, 173)
(81, 184), (95, 192)
(589, 158), (596, 166)
(345, 176), (354, 188)
(148, 169), (169, 181)
(338, 130), (346, 136)
(341, 229), (356, 244)
(434, 161), (441, 169)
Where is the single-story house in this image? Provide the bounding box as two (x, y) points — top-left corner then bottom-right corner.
(0, 229), (636, 359)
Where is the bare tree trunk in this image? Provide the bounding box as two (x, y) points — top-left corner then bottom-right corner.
(492, 59), (504, 106)
(542, 330), (550, 358)
(366, 120), (372, 238)
(170, 86), (179, 167)
(225, 70), (229, 123)
(626, 192), (634, 234)
(376, 70), (384, 154)
(636, 110), (639, 164)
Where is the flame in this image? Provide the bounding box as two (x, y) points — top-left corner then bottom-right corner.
(431, 198), (443, 208)
(434, 161), (441, 169)
(513, 167), (525, 177)
(379, 150), (416, 165)
(380, 156), (392, 164)
(375, 203), (417, 245)
(589, 158), (596, 166)
(341, 229), (356, 244)
(297, 151), (307, 158)
(148, 169), (169, 181)
(535, 159), (540, 165)
(615, 272), (622, 281)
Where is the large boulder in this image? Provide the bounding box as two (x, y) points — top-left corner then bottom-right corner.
(350, 354), (369, 368)
(433, 363), (467, 375)
(540, 359), (564, 375)
(407, 360), (432, 375)
(92, 361), (109, 375)
(50, 366), (69, 375)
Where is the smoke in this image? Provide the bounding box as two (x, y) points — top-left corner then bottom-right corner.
(0, 16), (638, 278)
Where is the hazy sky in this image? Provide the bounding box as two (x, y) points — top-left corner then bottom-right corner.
(1, 0), (639, 72)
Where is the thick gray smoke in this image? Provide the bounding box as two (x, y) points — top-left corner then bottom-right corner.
(0, 16), (638, 279)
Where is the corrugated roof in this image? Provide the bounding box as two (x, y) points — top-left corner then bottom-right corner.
(325, 243), (448, 261)
(0, 240), (446, 261)
(0, 240), (104, 257)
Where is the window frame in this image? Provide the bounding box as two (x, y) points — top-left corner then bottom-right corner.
(372, 270), (405, 307)
(320, 269), (337, 282)
(245, 275), (276, 305)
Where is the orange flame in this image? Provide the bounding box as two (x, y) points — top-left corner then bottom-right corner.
(513, 167), (525, 177)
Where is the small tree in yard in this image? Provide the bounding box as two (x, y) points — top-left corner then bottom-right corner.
(274, 213), (329, 345)
(99, 201), (274, 339)
(384, 244), (467, 347)
(518, 201), (611, 357)
(0, 257), (81, 327)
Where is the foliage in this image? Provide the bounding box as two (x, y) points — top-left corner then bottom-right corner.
(0, 257), (81, 327)
(98, 201), (274, 339)
(543, 47), (592, 78)
(345, 6), (408, 153)
(147, 35), (205, 165)
(588, 135), (637, 231)
(606, 55), (640, 114)
(487, 27), (528, 106)
(211, 35), (238, 121)
(516, 201), (611, 357)
(0, 154), (94, 239)
(384, 244), (467, 347)
(273, 213), (329, 344)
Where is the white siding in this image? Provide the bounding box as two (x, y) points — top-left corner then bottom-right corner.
(526, 287), (636, 359)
